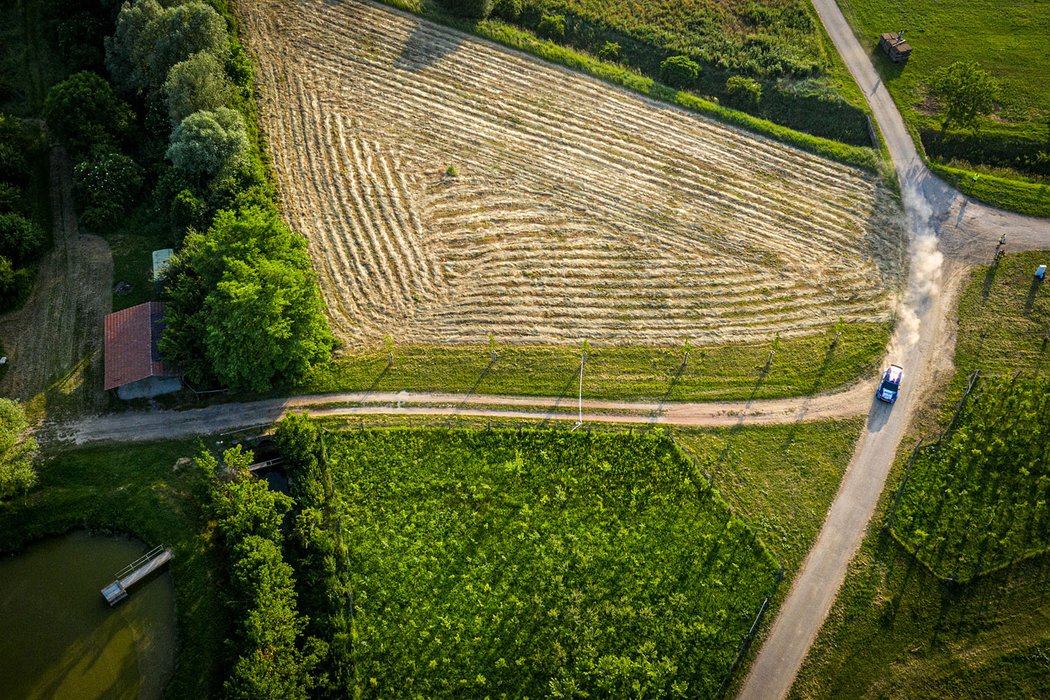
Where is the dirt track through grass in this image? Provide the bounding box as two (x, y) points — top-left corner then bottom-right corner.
(240, 0), (903, 347)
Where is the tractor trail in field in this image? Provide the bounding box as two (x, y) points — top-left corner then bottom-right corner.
(242, 0), (904, 348)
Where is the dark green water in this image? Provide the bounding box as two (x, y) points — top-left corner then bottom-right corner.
(0, 532), (176, 699)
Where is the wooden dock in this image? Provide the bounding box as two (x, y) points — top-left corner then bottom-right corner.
(101, 545), (174, 606)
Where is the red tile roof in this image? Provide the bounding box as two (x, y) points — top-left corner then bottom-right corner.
(103, 302), (177, 390)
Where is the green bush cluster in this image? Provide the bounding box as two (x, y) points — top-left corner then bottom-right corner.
(161, 207), (334, 392)
(199, 445), (320, 699)
(271, 423), (780, 696)
(891, 378), (1050, 581)
(0, 115), (47, 311)
(660, 54), (700, 88)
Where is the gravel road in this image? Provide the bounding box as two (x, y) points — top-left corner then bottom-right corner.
(737, 3), (1050, 699)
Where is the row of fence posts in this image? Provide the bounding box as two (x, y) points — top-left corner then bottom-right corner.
(716, 565), (785, 698)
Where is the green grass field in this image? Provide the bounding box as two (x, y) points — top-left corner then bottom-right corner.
(789, 251), (1050, 697)
(837, 0), (1050, 214)
(299, 322), (889, 402)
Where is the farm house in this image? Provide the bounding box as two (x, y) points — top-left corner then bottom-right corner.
(103, 301), (182, 400)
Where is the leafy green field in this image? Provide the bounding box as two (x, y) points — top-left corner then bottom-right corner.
(789, 251), (1050, 696)
(890, 378), (1050, 581)
(837, 0), (1050, 214)
(301, 322), (889, 402)
(289, 425), (781, 697)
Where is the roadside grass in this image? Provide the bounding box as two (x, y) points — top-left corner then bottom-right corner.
(954, 251), (1050, 380)
(675, 419), (863, 576)
(299, 322), (889, 402)
(836, 0), (1050, 214)
(787, 251), (1050, 696)
(375, 0), (880, 170)
(0, 440), (225, 700)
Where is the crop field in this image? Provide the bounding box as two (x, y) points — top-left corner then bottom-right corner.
(890, 377), (1050, 582)
(295, 426), (780, 696)
(239, 0), (903, 349)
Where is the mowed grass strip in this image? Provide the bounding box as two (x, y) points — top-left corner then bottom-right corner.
(301, 322), (888, 401)
(325, 428), (780, 697)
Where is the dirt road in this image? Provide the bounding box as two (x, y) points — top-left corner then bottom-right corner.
(0, 148), (111, 413)
(737, 3), (1050, 699)
(50, 380), (875, 446)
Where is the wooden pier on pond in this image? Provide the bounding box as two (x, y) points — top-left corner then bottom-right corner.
(101, 545), (173, 606)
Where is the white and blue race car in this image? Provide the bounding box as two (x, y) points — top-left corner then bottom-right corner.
(876, 365), (904, 403)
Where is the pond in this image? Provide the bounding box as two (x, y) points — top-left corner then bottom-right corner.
(0, 531), (177, 699)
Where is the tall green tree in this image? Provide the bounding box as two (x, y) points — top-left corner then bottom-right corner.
(164, 51), (236, 127)
(0, 399), (38, 499)
(162, 207), (334, 391)
(43, 72), (135, 158)
(73, 148), (144, 230)
(931, 61), (1000, 131)
(106, 0), (229, 96)
(167, 107), (249, 178)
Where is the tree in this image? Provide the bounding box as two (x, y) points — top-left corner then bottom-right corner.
(726, 75), (763, 106)
(0, 212), (46, 265)
(537, 13), (566, 40)
(0, 255), (33, 311)
(106, 0), (229, 96)
(164, 51), (236, 127)
(930, 61), (1000, 131)
(660, 55), (700, 88)
(162, 207), (334, 391)
(43, 72), (134, 158)
(167, 107), (249, 178)
(0, 399), (38, 499)
(73, 148), (144, 230)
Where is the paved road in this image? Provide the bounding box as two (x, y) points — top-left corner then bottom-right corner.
(737, 3), (1050, 699)
(51, 381), (876, 445)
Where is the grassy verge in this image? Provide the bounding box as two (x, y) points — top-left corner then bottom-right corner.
(788, 251), (1050, 696)
(931, 163), (1050, 219)
(836, 0), (1050, 215)
(374, 0), (880, 171)
(299, 322), (890, 402)
(0, 440), (225, 699)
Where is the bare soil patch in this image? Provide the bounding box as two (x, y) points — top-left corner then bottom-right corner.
(239, 0), (904, 348)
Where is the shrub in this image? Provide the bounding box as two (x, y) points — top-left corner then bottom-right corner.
(0, 256), (33, 312)
(930, 61), (1000, 132)
(537, 13), (566, 41)
(597, 41), (621, 62)
(726, 75), (763, 105)
(73, 149), (144, 231)
(443, 0), (493, 19)
(164, 51), (236, 127)
(0, 213), (45, 265)
(0, 183), (27, 215)
(43, 72), (135, 158)
(660, 55), (700, 88)
(491, 0), (522, 21)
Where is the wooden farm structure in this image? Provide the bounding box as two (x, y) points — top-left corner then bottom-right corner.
(879, 31), (912, 63)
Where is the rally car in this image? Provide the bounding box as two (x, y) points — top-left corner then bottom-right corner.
(876, 365), (904, 403)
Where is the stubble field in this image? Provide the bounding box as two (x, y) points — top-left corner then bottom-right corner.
(239, 0), (904, 349)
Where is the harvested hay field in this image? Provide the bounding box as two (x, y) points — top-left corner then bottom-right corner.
(239, 0), (904, 348)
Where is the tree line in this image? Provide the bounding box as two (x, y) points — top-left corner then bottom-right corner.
(39, 0), (333, 392)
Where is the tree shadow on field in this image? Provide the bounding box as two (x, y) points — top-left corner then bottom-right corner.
(394, 20), (463, 73)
